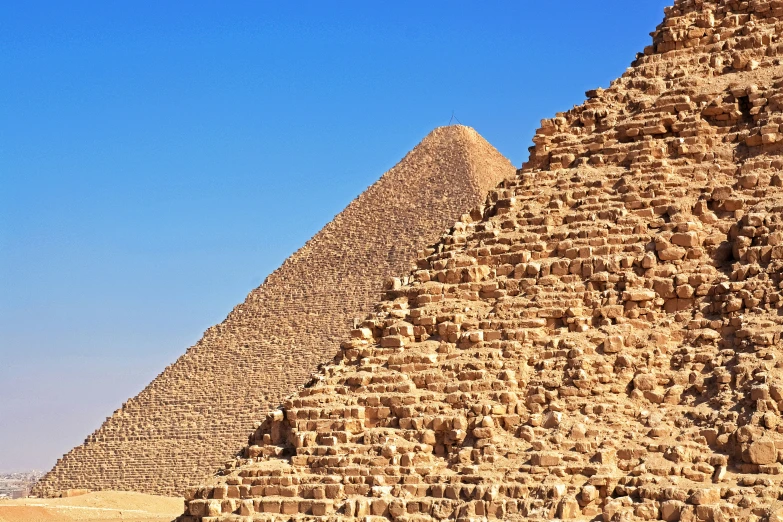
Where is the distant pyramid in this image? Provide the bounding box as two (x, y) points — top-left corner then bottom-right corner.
(179, 1), (783, 521)
(33, 125), (515, 497)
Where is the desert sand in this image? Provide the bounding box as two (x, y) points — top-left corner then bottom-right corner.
(0, 491), (181, 522)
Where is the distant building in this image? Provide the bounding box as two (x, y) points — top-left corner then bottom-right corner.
(0, 470), (43, 500)
(10, 487), (29, 499)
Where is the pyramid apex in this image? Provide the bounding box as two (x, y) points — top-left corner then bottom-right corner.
(34, 111), (515, 498)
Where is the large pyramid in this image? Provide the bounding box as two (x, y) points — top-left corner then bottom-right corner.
(33, 125), (516, 497)
(179, 1), (783, 521)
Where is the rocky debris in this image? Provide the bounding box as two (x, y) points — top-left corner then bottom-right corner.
(33, 126), (515, 497)
(177, 1), (783, 520)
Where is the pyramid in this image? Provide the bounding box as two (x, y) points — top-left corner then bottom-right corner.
(33, 125), (516, 498)
(179, 1), (783, 521)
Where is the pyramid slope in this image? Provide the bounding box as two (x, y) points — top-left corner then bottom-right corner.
(180, 1), (783, 521)
(33, 125), (515, 497)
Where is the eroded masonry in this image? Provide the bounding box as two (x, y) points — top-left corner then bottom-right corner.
(34, 126), (515, 497)
(180, 1), (783, 520)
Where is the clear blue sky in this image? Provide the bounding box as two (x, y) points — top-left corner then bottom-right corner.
(0, 1), (671, 473)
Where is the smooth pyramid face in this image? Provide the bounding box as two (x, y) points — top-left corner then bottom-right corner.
(33, 125), (515, 498)
(182, 1), (783, 521)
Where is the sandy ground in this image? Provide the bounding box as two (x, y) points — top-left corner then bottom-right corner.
(0, 491), (182, 522)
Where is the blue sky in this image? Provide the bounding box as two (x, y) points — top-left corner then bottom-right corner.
(0, 1), (671, 473)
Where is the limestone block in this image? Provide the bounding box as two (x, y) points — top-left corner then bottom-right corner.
(239, 499), (254, 516)
(206, 500), (222, 516)
(531, 452), (561, 466)
(380, 335), (405, 347)
(603, 335), (624, 353)
(542, 411), (562, 428)
(671, 231), (700, 247)
(558, 497), (581, 519)
(633, 373), (657, 391)
(260, 499), (281, 513)
(624, 289), (656, 301)
(311, 500), (334, 516)
(371, 499), (389, 516)
(748, 439), (777, 464)
(659, 246), (687, 261)
(188, 500), (207, 517)
(661, 500), (684, 521)
(689, 488), (720, 505)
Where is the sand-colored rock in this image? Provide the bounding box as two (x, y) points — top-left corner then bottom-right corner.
(34, 125), (515, 497)
(175, 1), (783, 520)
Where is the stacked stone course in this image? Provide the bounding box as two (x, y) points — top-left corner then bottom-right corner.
(180, 1), (783, 520)
(33, 126), (515, 497)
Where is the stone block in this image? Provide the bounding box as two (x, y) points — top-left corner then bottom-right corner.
(689, 488), (720, 505)
(531, 452), (561, 466)
(748, 439), (777, 464)
(603, 335), (624, 353)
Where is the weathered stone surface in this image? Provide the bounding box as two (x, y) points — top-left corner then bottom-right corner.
(748, 439), (777, 465)
(33, 126), (515, 497)
(661, 500), (684, 521)
(531, 452), (561, 467)
(53, 1), (783, 519)
(689, 488), (720, 506)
